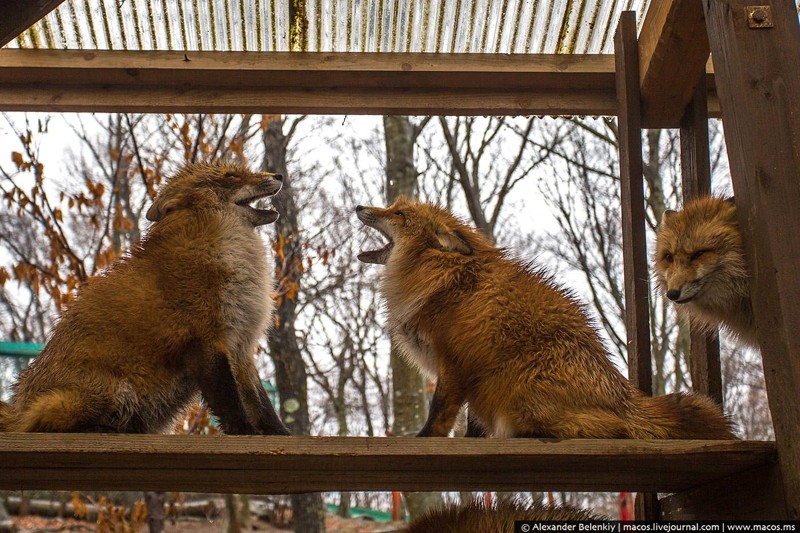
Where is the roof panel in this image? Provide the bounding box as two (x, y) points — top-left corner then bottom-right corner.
(8, 0), (689, 53)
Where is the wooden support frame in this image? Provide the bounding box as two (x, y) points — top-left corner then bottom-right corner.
(0, 49), (721, 118)
(703, 0), (800, 519)
(679, 76), (724, 406)
(660, 462), (787, 519)
(616, 12), (653, 403)
(615, 11), (659, 521)
(0, 434), (775, 494)
(638, 0), (711, 128)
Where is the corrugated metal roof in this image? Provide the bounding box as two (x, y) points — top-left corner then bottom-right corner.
(9, 0), (653, 53)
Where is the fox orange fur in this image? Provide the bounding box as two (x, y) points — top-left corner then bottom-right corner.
(654, 196), (755, 348)
(0, 163), (289, 435)
(356, 197), (734, 439)
(407, 500), (602, 533)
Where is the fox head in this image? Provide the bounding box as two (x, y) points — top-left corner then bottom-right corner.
(654, 196), (746, 306)
(146, 163), (283, 226)
(355, 196), (483, 265)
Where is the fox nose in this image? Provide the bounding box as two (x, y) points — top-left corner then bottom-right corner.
(356, 205), (365, 212)
(666, 289), (681, 301)
(273, 174), (284, 181)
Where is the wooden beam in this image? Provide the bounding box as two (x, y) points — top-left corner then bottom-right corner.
(0, 434), (775, 494)
(660, 463), (787, 519)
(0, 0), (66, 47)
(616, 12), (652, 397)
(0, 49), (721, 116)
(679, 76), (724, 407)
(703, 0), (800, 519)
(616, 12), (660, 520)
(639, 0), (710, 128)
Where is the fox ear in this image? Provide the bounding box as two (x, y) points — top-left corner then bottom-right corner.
(145, 196), (180, 222)
(661, 210), (678, 225)
(435, 228), (472, 255)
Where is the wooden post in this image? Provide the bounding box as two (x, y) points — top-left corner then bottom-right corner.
(615, 11), (659, 521)
(703, 0), (800, 519)
(679, 76), (724, 407)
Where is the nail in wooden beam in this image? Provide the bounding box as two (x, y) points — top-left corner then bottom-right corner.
(679, 75), (724, 407)
(615, 10), (659, 521)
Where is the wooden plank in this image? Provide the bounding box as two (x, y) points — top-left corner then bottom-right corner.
(616, 11), (659, 520)
(0, 49), (721, 116)
(0, 0), (66, 47)
(0, 50), (617, 88)
(703, 0), (800, 519)
(616, 11), (652, 396)
(660, 463), (787, 519)
(638, 0), (710, 128)
(679, 76), (724, 407)
(0, 435), (776, 494)
(0, 86), (619, 117)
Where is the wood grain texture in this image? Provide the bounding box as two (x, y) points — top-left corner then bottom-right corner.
(660, 463), (787, 519)
(0, 434), (775, 494)
(616, 12), (658, 519)
(615, 12), (652, 396)
(679, 77), (724, 407)
(0, 0), (66, 47)
(703, 0), (800, 519)
(638, 0), (710, 128)
(0, 49), (720, 116)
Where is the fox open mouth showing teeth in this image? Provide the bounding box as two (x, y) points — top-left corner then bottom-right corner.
(356, 207), (393, 264)
(358, 227), (393, 265)
(235, 186), (281, 225)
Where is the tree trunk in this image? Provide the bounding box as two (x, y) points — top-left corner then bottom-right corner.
(383, 115), (443, 519)
(144, 492), (165, 533)
(262, 117), (326, 533)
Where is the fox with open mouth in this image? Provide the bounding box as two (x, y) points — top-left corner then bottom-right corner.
(0, 163), (289, 436)
(357, 196), (734, 439)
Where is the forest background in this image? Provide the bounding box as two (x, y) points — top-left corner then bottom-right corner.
(0, 112), (773, 531)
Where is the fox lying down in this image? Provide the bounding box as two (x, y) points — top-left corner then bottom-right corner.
(357, 197), (734, 439)
(0, 163), (289, 435)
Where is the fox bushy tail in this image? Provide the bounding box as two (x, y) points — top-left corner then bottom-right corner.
(631, 392), (735, 439)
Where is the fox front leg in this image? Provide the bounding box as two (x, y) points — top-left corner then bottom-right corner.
(464, 409), (488, 437)
(195, 354), (259, 435)
(417, 374), (466, 437)
(226, 353), (290, 436)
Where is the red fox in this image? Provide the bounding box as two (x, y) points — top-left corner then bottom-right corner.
(654, 196), (755, 348)
(0, 163), (289, 435)
(356, 197), (734, 439)
(407, 500), (602, 533)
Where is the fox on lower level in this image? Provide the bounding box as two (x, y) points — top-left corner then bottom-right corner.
(407, 500), (602, 533)
(654, 196), (755, 348)
(357, 197), (734, 439)
(0, 163), (288, 436)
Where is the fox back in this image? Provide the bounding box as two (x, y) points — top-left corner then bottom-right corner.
(654, 197), (755, 347)
(408, 500), (602, 533)
(357, 197), (733, 440)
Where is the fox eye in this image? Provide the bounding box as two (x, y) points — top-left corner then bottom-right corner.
(394, 210), (405, 220)
(663, 253), (674, 263)
(690, 249), (709, 261)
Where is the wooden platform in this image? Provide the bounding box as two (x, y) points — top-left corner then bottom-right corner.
(0, 435), (776, 494)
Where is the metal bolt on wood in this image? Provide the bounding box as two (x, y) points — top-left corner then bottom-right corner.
(746, 6), (774, 28)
